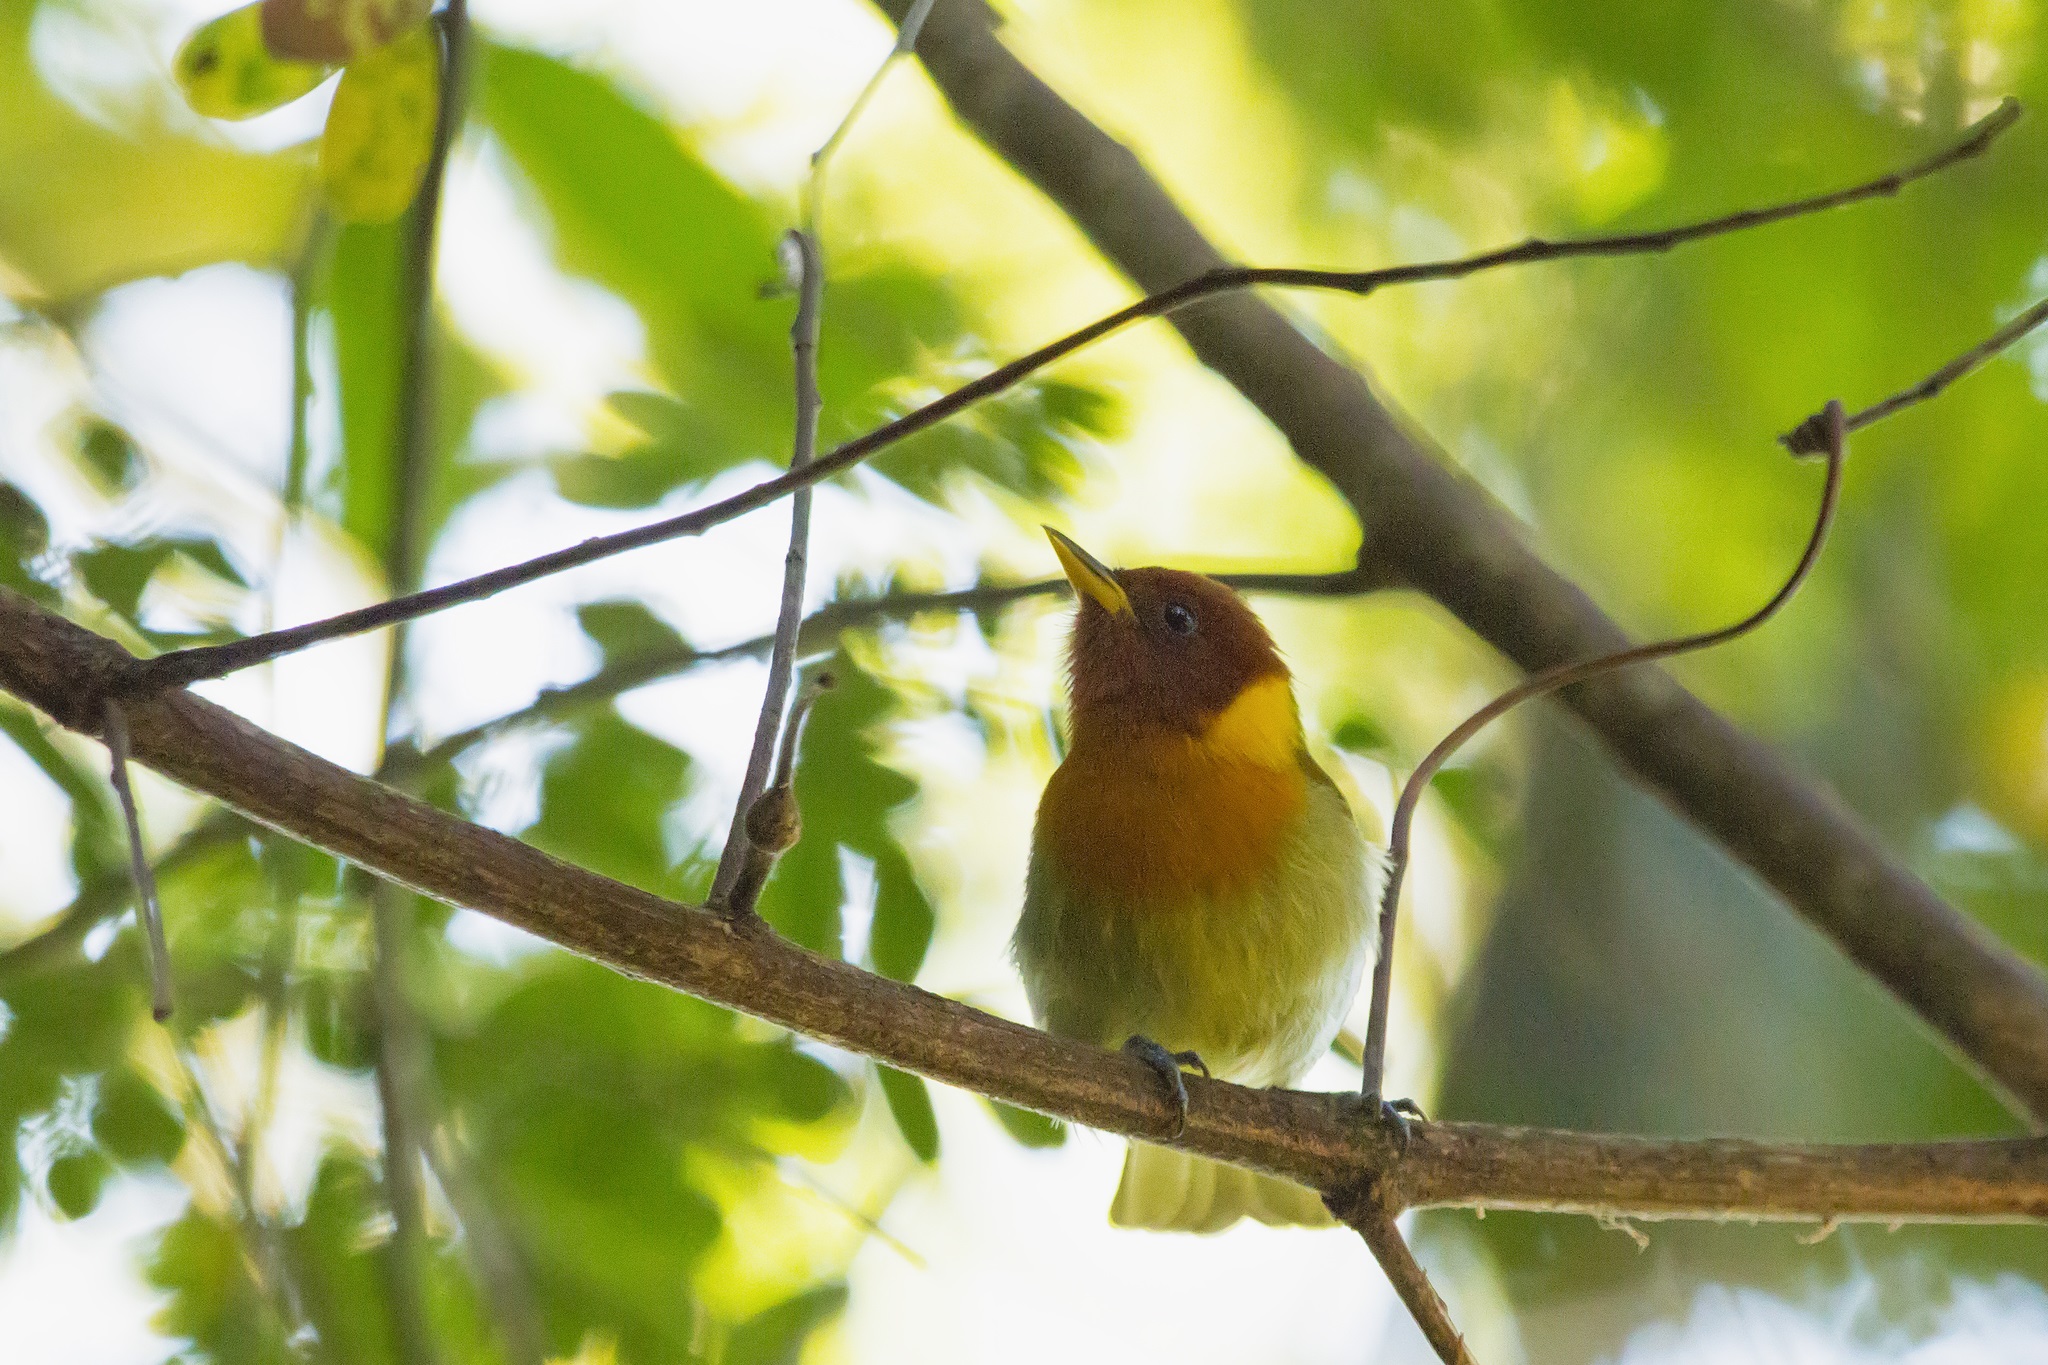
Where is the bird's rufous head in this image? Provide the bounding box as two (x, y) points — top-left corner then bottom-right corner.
(1045, 527), (1292, 749)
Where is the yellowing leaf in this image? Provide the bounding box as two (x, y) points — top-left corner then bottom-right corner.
(1983, 674), (2048, 846)
(174, 2), (333, 121)
(261, 0), (433, 64)
(319, 23), (440, 224)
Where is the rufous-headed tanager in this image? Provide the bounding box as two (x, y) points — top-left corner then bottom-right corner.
(1015, 528), (1383, 1232)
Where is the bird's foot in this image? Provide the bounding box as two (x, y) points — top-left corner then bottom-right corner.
(1367, 1094), (1427, 1151)
(1123, 1035), (1209, 1139)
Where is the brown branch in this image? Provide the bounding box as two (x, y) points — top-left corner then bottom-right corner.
(1390, 1123), (2048, 1222)
(724, 671), (833, 915)
(879, 0), (2048, 1126)
(1330, 1181), (1474, 1365)
(103, 96), (2016, 697)
(1361, 404), (1848, 1098)
(710, 230), (825, 914)
(5, 588), (2047, 1230)
(1784, 294), (2048, 452)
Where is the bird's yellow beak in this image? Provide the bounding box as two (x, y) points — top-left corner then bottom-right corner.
(1044, 526), (1133, 620)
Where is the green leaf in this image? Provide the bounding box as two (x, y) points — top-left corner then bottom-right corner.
(319, 23), (440, 224)
(869, 847), (935, 984)
(478, 44), (1109, 510)
(875, 1065), (939, 1163)
(304, 971), (376, 1071)
(280, 1153), (400, 1363)
(761, 1047), (853, 1128)
(0, 943), (139, 1108)
(476, 44), (786, 468)
(985, 1098), (1066, 1149)
(174, 2), (333, 122)
(74, 418), (144, 494)
(0, 483), (54, 605)
(576, 599), (687, 668)
(323, 219), (407, 566)
(523, 712), (698, 897)
(93, 1068), (187, 1167)
(433, 960), (811, 1360)
(550, 446), (697, 510)
(0, 481), (49, 562)
(1429, 764), (1510, 844)
(149, 1209), (244, 1354)
(319, 225), (506, 579)
(72, 535), (247, 621)
(1331, 714), (1394, 756)
(869, 373), (1107, 504)
(45, 1149), (111, 1220)
(757, 655), (933, 967)
(724, 1284), (849, 1365)
(0, 704), (121, 880)
(605, 389), (696, 444)
(72, 541), (169, 619)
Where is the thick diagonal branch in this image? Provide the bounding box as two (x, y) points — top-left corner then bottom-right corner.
(877, 0), (2048, 1125)
(5, 589), (2047, 1230)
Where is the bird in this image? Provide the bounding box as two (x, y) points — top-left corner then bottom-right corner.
(1014, 527), (1383, 1233)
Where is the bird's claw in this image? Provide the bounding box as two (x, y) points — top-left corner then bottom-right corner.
(1369, 1094), (1426, 1151)
(1123, 1035), (1207, 1139)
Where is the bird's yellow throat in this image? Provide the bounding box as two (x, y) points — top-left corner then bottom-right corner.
(1038, 674), (1308, 908)
(1195, 674), (1301, 769)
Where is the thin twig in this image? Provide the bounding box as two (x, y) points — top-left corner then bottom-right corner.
(386, 565), (1374, 783)
(1784, 293), (2048, 452)
(422, 1123), (547, 1365)
(101, 700), (173, 1021)
(109, 100), (2020, 695)
(725, 671), (835, 916)
(233, 850), (313, 1346)
(1331, 1182), (1475, 1365)
(710, 230), (825, 914)
(1360, 402), (1848, 1100)
(169, 1042), (308, 1353)
(802, 0), (938, 230)
(368, 882), (441, 1365)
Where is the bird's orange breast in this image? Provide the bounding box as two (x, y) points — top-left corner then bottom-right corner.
(1034, 675), (1309, 908)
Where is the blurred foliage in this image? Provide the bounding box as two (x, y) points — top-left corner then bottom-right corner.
(1, 0), (2047, 1361)
(0, 0), (1111, 1355)
(318, 22), (440, 224)
(174, 3), (332, 123)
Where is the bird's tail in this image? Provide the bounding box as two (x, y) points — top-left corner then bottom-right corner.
(1110, 1143), (1333, 1233)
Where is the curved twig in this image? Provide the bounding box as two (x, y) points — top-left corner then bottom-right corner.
(1360, 402), (1848, 1100)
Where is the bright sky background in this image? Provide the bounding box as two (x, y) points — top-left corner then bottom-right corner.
(4, 1), (2048, 1363)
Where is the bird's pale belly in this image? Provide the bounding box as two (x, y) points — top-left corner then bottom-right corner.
(1016, 762), (1379, 1089)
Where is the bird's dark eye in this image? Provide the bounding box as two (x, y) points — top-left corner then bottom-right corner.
(1163, 602), (1198, 636)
